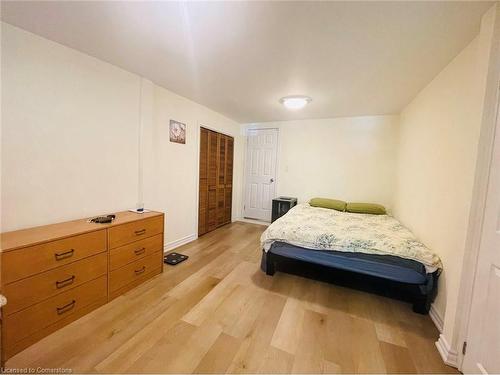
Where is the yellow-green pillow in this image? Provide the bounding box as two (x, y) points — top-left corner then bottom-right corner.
(309, 198), (346, 212)
(346, 202), (386, 215)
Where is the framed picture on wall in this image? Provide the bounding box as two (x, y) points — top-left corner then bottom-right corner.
(169, 120), (186, 144)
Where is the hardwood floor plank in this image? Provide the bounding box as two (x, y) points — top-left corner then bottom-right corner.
(322, 360), (342, 374)
(270, 272), (300, 296)
(206, 251), (243, 280)
(270, 296), (306, 355)
(301, 280), (335, 315)
(126, 320), (197, 373)
(227, 292), (287, 373)
(375, 322), (407, 347)
(270, 276), (311, 355)
(351, 316), (387, 373)
(204, 284), (251, 333)
(159, 320), (223, 373)
(193, 333), (242, 374)
(182, 261), (261, 326)
(222, 286), (268, 339)
(379, 342), (417, 374)
(325, 309), (357, 373)
(291, 309), (329, 373)
(258, 346), (294, 374)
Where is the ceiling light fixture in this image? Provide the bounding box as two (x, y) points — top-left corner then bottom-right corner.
(280, 95), (312, 110)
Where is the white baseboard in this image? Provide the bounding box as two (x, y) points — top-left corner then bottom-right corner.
(429, 303), (443, 333)
(235, 217), (270, 226)
(436, 334), (459, 368)
(163, 234), (197, 252)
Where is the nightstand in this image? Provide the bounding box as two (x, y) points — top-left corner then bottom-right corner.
(272, 197), (298, 222)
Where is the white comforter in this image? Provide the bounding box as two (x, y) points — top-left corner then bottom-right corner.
(261, 204), (442, 273)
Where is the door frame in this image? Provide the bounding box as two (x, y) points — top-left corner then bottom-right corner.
(454, 6), (500, 371)
(242, 126), (280, 222)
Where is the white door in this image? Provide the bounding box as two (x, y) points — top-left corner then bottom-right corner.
(462, 91), (500, 374)
(244, 129), (278, 221)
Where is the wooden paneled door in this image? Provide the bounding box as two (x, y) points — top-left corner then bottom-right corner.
(224, 136), (234, 224)
(198, 128), (234, 236)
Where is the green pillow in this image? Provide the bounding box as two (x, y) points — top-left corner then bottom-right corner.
(346, 202), (386, 215)
(309, 198), (346, 212)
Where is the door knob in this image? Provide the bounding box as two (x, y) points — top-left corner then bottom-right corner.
(270, 178), (274, 183)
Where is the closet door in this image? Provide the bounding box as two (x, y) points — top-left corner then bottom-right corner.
(207, 130), (218, 232)
(199, 129), (233, 235)
(224, 136), (234, 224)
(216, 133), (226, 227)
(198, 128), (209, 235)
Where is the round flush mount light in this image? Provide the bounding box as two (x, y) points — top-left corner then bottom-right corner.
(280, 95), (312, 110)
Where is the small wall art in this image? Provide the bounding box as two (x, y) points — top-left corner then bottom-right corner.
(169, 120), (186, 144)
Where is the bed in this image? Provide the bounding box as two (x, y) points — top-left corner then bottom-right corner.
(260, 204), (442, 313)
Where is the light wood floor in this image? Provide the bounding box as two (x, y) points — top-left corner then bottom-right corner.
(6, 222), (457, 374)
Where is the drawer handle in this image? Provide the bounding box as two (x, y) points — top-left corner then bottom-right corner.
(134, 229), (146, 236)
(56, 275), (76, 289)
(134, 247), (146, 255)
(56, 300), (76, 315)
(54, 249), (75, 261)
(135, 266), (146, 275)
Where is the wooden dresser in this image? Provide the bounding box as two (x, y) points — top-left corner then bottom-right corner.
(0, 210), (164, 363)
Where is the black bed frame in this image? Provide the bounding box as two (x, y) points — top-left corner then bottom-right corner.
(261, 250), (439, 314)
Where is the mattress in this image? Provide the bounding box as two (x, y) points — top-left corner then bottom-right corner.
(261, 204), (442, 273)
(267, 241), (429, 285)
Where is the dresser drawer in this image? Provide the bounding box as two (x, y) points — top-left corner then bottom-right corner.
(110, 251), (162, 292)
(108, 216), (163, 249)
(3, 253), (107, 316)
(4, 276), (107, 346)
(2, 230), (107, 284)
(110, 233), (163, 271)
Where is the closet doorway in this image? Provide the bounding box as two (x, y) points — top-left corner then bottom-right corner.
(198, 127), (234, 236)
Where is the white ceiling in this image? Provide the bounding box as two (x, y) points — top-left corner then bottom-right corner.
(1, 1), (493, 123)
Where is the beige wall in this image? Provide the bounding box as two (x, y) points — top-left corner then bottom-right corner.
(393, 33), (489, 345)
(244, 115), (399, 209)
(1, 23), (243, 246)
(1, 22), (141, 230)
(143, 83), (243, 248)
